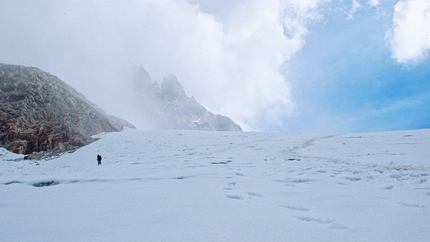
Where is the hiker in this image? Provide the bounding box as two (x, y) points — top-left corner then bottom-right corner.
(97, 154), (102, 165)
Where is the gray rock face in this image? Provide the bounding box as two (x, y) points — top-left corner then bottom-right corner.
(0, 63), (135, 157)
(133, 67), (242, 131)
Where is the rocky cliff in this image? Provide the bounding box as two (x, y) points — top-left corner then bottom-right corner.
(133, 67), (242, 131)
(0, 63), (134, 158)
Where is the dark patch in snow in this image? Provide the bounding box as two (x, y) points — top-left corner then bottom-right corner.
(275, 178), (314, 183)
(211, 160), (232, 165)
(246, 192), (263, 197)
(284, 205), (310, 211)
(346, 136), (363, 139)
(4, 181), (21, 185)
(32, 180), (60, 187)
(227, 195), (242, 200)
(292, 216), (332, 224)
(344, 177), (361, 181)
(329, 224), (359, 232)
(374, 168), (385, 174)
(400, 203), (426, 209)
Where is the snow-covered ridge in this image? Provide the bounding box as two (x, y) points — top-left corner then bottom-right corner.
(1, 128), (429, 241)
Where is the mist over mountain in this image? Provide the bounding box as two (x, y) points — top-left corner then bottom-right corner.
(0, 63), (240, 157)
(0, 63), (134, 158)
(130, 66), (242, 131)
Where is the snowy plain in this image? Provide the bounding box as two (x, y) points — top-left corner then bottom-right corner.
(1, 128), (430, 241)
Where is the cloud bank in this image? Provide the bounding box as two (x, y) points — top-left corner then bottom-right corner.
(386, 0), (430, 64)
(0, 0), (329, 131)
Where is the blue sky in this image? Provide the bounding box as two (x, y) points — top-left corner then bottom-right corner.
(0, 0), (429, 132)
(283, 0), (430, 132)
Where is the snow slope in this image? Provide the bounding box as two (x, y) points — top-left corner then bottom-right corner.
(1, 129), (430, 241)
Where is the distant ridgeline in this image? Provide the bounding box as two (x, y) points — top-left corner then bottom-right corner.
(0, 63), (135, 159)
(132, 66), (242, 132)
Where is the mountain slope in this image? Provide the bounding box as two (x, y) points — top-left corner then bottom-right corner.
(0, 63), (135, 157)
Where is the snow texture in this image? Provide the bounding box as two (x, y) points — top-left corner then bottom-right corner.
(1, 129), (430, 241)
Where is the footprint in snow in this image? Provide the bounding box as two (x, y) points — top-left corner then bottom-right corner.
(275, 178), (314, 184)
(246, 192), (263, 197)
(292, 215), (358, 232)
(283, 205), (311, 212)
(223, 181), (237, 190)
(292, 215), (332, 225)
(227, 195), (242, 200)
(399, 202), (426, 209)
(344, 177), (361, 181)
(381, 185), (394, 190)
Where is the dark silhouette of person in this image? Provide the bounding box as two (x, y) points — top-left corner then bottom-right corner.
(97, 154), (102, 165)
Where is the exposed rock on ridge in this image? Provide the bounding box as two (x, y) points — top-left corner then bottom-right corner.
(0, 63), (134, 157)
(133, 67), (242, 131)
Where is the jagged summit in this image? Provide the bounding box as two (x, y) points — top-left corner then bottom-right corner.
(0, 63), (135, 157)
(132, 66), (242, 131)
(160, 74), (187, 102)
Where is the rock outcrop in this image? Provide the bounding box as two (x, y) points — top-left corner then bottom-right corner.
(0, 63), (134, 157)
(133, 67), (242, 131)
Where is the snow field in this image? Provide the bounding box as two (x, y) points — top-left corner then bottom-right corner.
(1, 129), (430, 241)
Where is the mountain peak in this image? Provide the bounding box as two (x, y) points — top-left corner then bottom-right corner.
(132, 68), (242, 131)
(135, 66), (152, 85)
(160, 75), (187, 102)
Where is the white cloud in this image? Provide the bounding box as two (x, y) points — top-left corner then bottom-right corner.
(0, 0), (328, 130)
(369, 0), (380, 7)
(344, 0), (382, 20)
(386, 0), (430, 64)
(347, 0), (362, 20)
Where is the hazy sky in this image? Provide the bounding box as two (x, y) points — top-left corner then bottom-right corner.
(1, 0), (429, 132)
